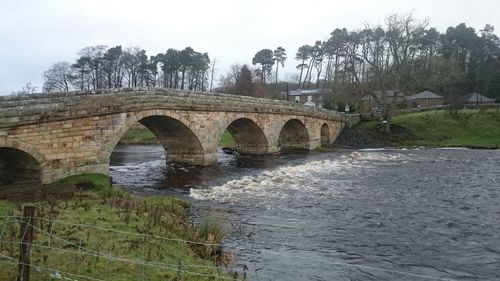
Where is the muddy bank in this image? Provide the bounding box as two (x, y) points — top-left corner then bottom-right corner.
(335, 123), (413, 148)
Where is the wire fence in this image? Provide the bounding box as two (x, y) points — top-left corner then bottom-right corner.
(0, 210), (457, 281)
(0, 211), (244, 281)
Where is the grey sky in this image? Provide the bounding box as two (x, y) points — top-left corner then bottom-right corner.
(1, 0), (498, 94)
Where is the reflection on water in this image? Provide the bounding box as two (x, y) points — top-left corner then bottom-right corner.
(110, 145), (500, 280)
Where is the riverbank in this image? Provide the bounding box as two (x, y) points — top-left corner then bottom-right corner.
(118, 129), (159, 144)
(0, 174), (233, 280)
(336, 109), (500, 149)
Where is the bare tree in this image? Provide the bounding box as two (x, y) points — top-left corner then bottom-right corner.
(219, 64), (242, 91)
(43, 62), (73, 92)
(12, 82), (37, 95)
(78, 45), (108, 89)
(209, 58), (217, 92)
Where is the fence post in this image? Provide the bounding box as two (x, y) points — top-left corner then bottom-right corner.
(17, 206), (35, 281)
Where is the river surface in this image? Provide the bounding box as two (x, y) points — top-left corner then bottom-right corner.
(110, 145), (500, 280)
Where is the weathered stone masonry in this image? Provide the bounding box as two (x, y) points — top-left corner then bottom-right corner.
(0, 88), (347, 184)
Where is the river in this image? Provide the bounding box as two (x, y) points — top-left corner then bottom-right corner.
(110, 145), (500, 280)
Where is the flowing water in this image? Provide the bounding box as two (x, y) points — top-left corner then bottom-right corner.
(110, 145), (500, 280)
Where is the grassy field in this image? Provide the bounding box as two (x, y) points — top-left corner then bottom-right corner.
(358, 109), (500, 148)
(120, 129), (236, 146)
(0, 175), (236, 281)
(220, 130), (235, 146)
(119, 129), (159, 145)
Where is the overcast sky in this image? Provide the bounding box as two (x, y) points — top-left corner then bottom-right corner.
(0, 0), (499, 94)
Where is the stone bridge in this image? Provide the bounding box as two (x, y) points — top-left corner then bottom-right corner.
(0, 88), (347, 185)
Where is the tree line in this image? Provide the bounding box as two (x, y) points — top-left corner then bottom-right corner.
(217, 47), (287, 98)
(289, 13), (499, 102)
(220, 13), (499, 109)
(287, 13), (500, 132)
(42, 46), (213, 92)
(251, 47), (287, 85)
(227, 13), (499, 133)
(40, 12), (500, 114)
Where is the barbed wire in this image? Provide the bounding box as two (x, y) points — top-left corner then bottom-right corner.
(2, 237), (228, 273)
(0, 218), (238, 280)
(31, 223), (234, 276)
(0, 215), (459, 281)
(0, 215), (223, 246)
(1, 241), (236, 281)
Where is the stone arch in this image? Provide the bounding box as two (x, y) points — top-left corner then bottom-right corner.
(0, 136), (48, 186)
(278, 119), (310, 150)
(321, 123), (330, 146)
(219, 117), (269, 154)
(107, 111), (209, 165)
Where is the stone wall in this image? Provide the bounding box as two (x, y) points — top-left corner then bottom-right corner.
(0, 88), (341, 128)
(0, 88), (345, 184)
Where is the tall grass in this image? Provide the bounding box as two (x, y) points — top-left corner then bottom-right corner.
(0, 180), (240, 280)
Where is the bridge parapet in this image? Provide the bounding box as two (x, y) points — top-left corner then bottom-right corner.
(0, 88), (342, 128)
(1, 88), (346, 185)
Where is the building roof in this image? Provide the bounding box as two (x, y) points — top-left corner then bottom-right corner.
(288, 88), (323, 96)
(406, 90), (443, 101)
(462, 92), (495, 103)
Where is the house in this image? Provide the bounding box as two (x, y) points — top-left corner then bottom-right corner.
(287, 88), (326, 107)
(406, 90), (444, 108)
(359, 90), (405, 112)
(462, 92), (495, 104)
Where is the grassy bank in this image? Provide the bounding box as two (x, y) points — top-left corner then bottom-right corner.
(0, 174), (235, 280)
(120, 129), (236, 146)
(220, 130), (235, 146)
(348, 109), (500, 149)
(119, 129), (159, 145)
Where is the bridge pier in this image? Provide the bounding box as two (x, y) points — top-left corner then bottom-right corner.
(267, 146), (280, 154)
(0, 89), (346, 185)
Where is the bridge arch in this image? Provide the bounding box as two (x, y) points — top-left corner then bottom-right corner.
(0, 136), (49, 186)
(218, 117), (269, 155)
(278, 119), (310, 150)
(107, 111), (210, 165)
(321, 123), (330, 146)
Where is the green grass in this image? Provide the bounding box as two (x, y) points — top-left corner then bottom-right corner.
(0, 178), (235, 280)
(220, 130), (235, 146)
(0, 200), (15, 216)
(359, 109), (500, 148)
(120, 129), (236, 147)
(46, 173), (120, 198)
(393, 109), (500, 148)
(50, 173), (110, 190)
(357, 120), (380, 129)
(119, 129), (159, 144)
